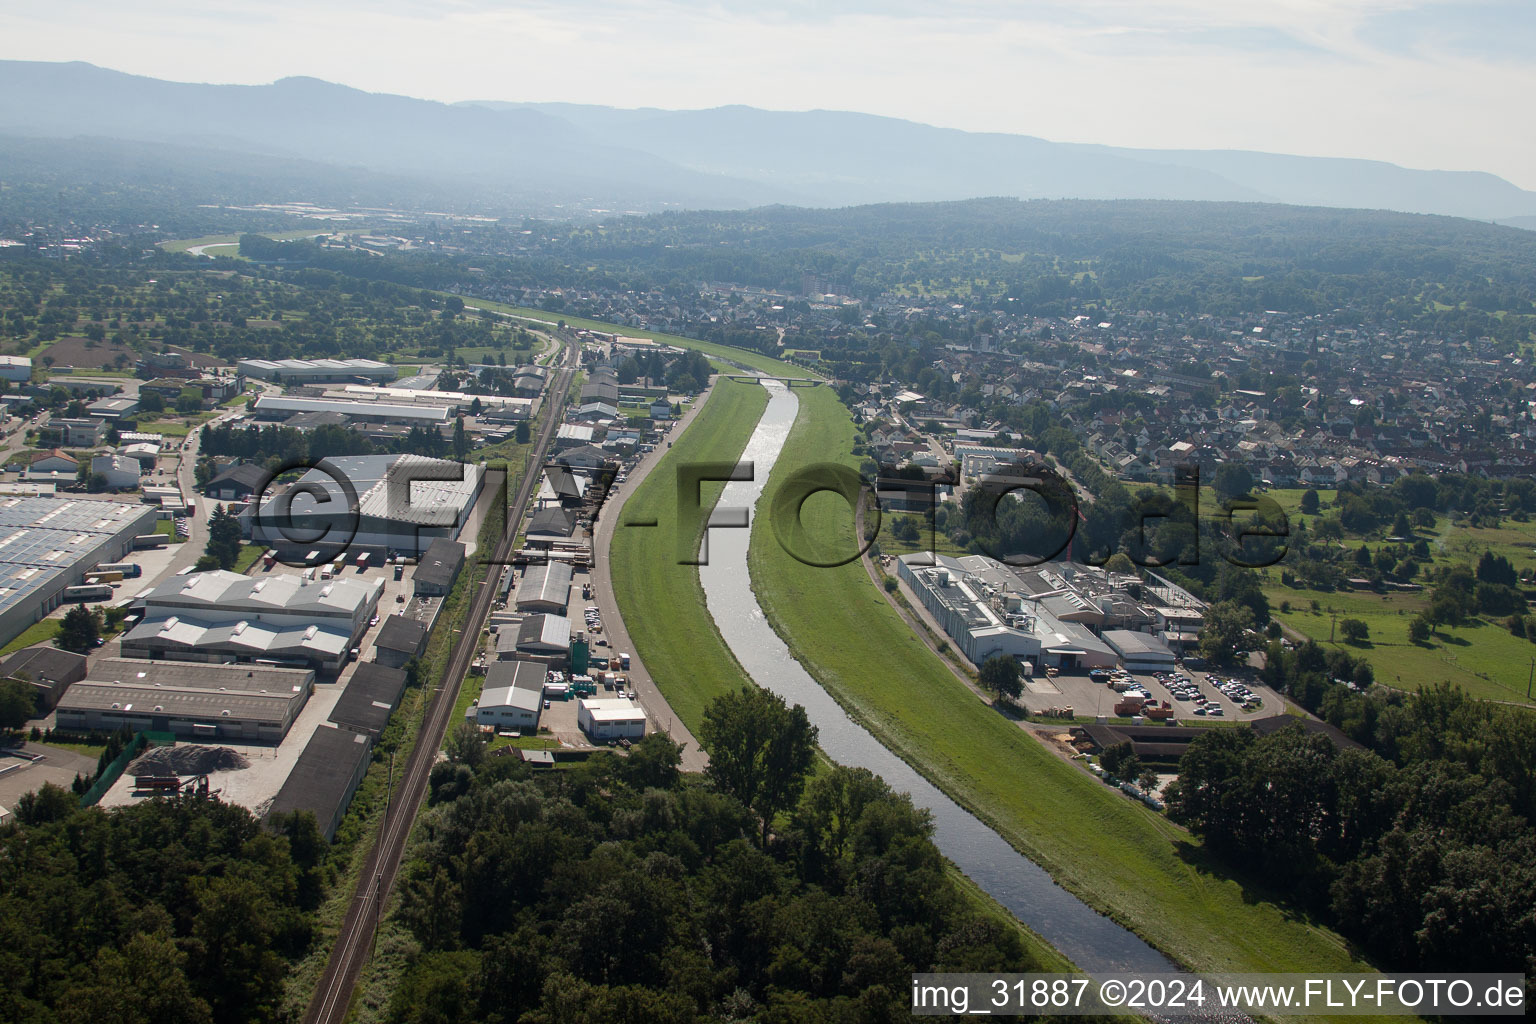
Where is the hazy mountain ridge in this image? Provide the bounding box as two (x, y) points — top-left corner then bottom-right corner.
(1, 60), (1533, 223)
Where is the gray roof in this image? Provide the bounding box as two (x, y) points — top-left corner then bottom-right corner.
(515, 561), (571, 610)
(1102, 629), (1175, 659)
(206, 463), (269, 493)
(138, 569), (379, 620)
(527, 508), (576, 538)
(0, 646), (87, 684)
(414, 538), (465, 590)
(375, 615), (428, 655)
(268, 725), (373, 834)
(329, 662), (408, 734)
(57, 681), (302, 724)
(253, 395), (449, 423)
(484, 659), (547, 693)
(86, 657), (313, 693)
(516, 614), (571, 651)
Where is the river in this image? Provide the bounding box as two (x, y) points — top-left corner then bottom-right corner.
(696, 380), (1178, 975)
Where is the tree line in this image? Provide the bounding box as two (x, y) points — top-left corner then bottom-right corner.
(0, 791), (324, 1024)
(1170, 646), (1536, 981)
(383, 688), (1049, 1024)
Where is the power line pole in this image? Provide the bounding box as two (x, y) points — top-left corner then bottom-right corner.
(1527, 657), (1533, 701)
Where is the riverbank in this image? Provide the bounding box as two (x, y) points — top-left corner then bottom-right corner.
(609, 378), (1074, 973)
(607, 378), (768, 731)
(745, 383), (1383, 980)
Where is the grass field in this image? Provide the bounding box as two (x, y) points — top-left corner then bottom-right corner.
(232, 543), (265, 575)
(1266, 580), (1536, 703)
(608, 379), (767, 731)
(0, 618), (62, 656)
(158, 229), (331, 255)
(746, 384), (1383, 979)
(151, 519), (184, 543)
(459, 297), (822, 379)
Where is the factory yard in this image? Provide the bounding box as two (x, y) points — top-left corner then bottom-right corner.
(96, 554), (438, 815)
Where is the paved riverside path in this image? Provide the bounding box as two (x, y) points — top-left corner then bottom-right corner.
(586, 379), (727, 773)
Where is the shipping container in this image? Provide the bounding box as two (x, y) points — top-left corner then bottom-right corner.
(131, 534), (167, 549)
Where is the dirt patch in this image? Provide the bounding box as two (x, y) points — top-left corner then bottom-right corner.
(128, 745), (250, 776)
(38, 336), (137, 370)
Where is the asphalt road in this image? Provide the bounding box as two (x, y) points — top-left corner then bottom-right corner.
(302, 338), (578, 1024)
(586, 381), (717, 773)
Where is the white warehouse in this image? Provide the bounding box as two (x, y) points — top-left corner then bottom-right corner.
(577, 698), (645, 742)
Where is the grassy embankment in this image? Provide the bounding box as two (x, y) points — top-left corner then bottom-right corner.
(460, 297), (819, 379)
(747, 384), (1383, 980)
(609, 377), (1071, 973)
(608, 378), (768, 729)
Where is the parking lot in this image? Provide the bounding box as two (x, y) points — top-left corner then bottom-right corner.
(1020, 664), (1283, 723)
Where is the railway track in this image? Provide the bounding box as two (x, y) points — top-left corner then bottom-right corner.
(303, 338), (578, 1024)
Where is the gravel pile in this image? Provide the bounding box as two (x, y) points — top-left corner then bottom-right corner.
(129, 745), (249, 776)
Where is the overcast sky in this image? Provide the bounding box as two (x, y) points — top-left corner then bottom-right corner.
(4, 0), (1534, 189)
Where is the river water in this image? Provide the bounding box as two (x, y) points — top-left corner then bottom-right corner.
(697, 381), (1177, 974)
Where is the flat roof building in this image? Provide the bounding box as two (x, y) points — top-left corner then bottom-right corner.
(374, 614), (428, 669)
(0, 497), (160, 649)
(0, 646), (87, 712)
(246, 454), (483, 560)
(267, 725), (373, 841)
(238, 357), (398, 384)
(577, 698), (645, 742)
(122, 570), (381, 672)
(329, 662), (409, 736)
(0, 355), (32, 382)
(413, 538), (465, 597)
(251, 394), (450, 424)
(1103, 629), (1177, 671)
(55, 658), (313, 744)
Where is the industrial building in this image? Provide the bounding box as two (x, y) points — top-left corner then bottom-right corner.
(0, 646), (87, 712)
(0, 497), (160, 649)
(0, 355), (32, 382)
(267, 725), (373, 841)
(246, 454), (483, 559)
(55, 659), (314, 743)
(336, 384), (535, 420)
(413, 538), (465, 597)
(251, 394), (451, 425)
(577, 698), (645, 741)
(475, 683), (542, 730)
(329, 662), (409, 735)
(374, 615), (428, 668)
(499, 614), (571, 660)
(897, 554), (1123, 671)
(237, 357), (398, 384)
(526, 508), (577, 546)
(473, 662), (549, 732)
(1102, 629), (1178, 672)
(514, 561), (571, 613)
(122, 570), (381, 672)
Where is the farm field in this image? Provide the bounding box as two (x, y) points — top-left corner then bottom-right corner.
(1265, 580), (1536, 703)
(747, 384), (1385, 978)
